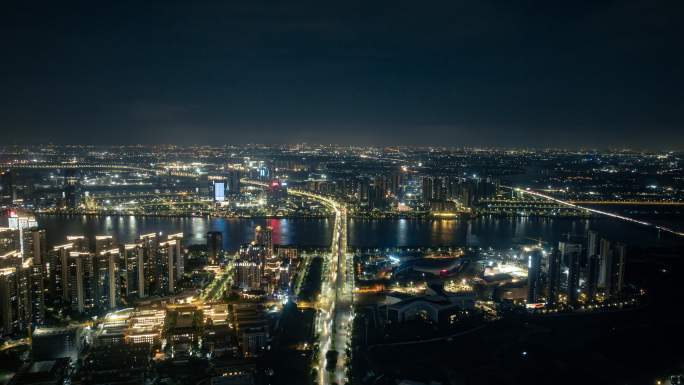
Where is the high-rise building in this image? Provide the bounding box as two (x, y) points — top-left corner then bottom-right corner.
(254, 226), (273, 258)
(63, 169), (81, 209)
(66, 235), (89, 252)
(422, 176), (446, 203)
(227, 169), (241, 195)
(51, 237), (89, 307)
(236, 243), (266, 290)
(598, 238), (611, 287)
(22, 257), (45, 326)
(526, 249), (543, 304)
(585, 230), (600, 302)
(606, 243), (626, 295)
(30, 229), (48, 279)
(444, 176), (460, 200)
(559, 241), (582, 305)
(587, 230), (599, 258)
(586, 254), (600, 302)
(168, 233), (184, 279)
(388, 173), (402, 198)
(95, 247), (120, 310)
(51, 243), (74, 303)
(365, 176), (390, 211)
(615, 243), (626, 293)
(373, 175), (389, 194)
(0, 251), (31, 330)
(68, 251), (96, 314)
(357, 178), (370, 202)
(93, 235), (118, 309)
(1, 228), (45, 328)
(94, 235), (114, 255)
(4, 212), (38, 260)
(138, 233), (159, 298)
(458, 181), (474, 208)
(421, 177), (433, 204)
(278, 260), (291, 293)
(16, 261), (31, 331)
(158, 234), (183, 295)
(120, 233), (177, 300)
(0, 266), (19, 336)
(546, 249), (561, 305)
(14, 227), (47, 264)
(206, 231), (223, 265)
(0, 251), (23, 331)
(122, 243), (144, 300)
(0, 228), (19, 255)
(0, 169), (17, 205)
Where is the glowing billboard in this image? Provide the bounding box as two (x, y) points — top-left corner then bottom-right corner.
(214, 182), (225, 202)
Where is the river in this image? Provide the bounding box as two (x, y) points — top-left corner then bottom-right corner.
(34, 214), (684, 251)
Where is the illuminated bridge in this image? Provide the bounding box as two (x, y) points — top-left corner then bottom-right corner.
(568, 200), (684, 206)
(477, 197), (586, 214)
(0, 162), (198, 178)
(506, 186), (684, 237)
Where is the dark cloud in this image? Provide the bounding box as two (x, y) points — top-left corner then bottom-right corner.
(1, 0), (683, 148)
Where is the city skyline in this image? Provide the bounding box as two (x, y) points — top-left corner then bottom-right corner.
(2, 1), (684, 148)
(2, 2), (683, 384)
(1, 145), (683, 384)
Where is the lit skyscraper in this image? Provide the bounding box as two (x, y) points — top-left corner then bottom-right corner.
(138, 233), (159, 297)
(168, 233), (184, 279)
(0, 266), (19, 335)
(63, 169), (81, 209)
(122, 243), (144, 300)
(227, 169), (241, 195)
(586, 230), (600, 301)
(158, 233), (183, 295)
(546, 249), (561, 305)
(606, 243), (626, 296)
(526, 249), (543, 304)
(559, 241), (582, 305)
(51, 242), (73, 303)
(587, 230), (599, 258)
(255, 226), (273, 258)
(206, 231), (223, 265)
(388, 172), (402, 198)
(236, 243), (266, 290)
(598, 238), (611, 288)
(0, 246), (43, 331)
(68, 251), (96, 314)
(0, 169), (17, 205)
(94, 235), (114, 255)
(0, 251), (22, 330)
(422, 176), (444, 203)
(95, 247), (120, 310)
(29, 228), (47, 265)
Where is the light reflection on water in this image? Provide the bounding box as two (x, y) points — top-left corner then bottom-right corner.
(35, 215), (682, 251)
(38, 215), (334, 251)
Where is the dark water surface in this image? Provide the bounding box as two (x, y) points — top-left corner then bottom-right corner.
(36, 215), (684, 251)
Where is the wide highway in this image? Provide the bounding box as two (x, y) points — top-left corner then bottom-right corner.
(242, 179), (353, 384)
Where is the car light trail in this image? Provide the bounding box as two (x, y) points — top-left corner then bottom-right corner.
(242, 179), (353, 384)
(508, 187), (684, 237)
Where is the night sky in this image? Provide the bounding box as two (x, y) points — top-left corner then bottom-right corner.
(2, 1), (683, 148)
